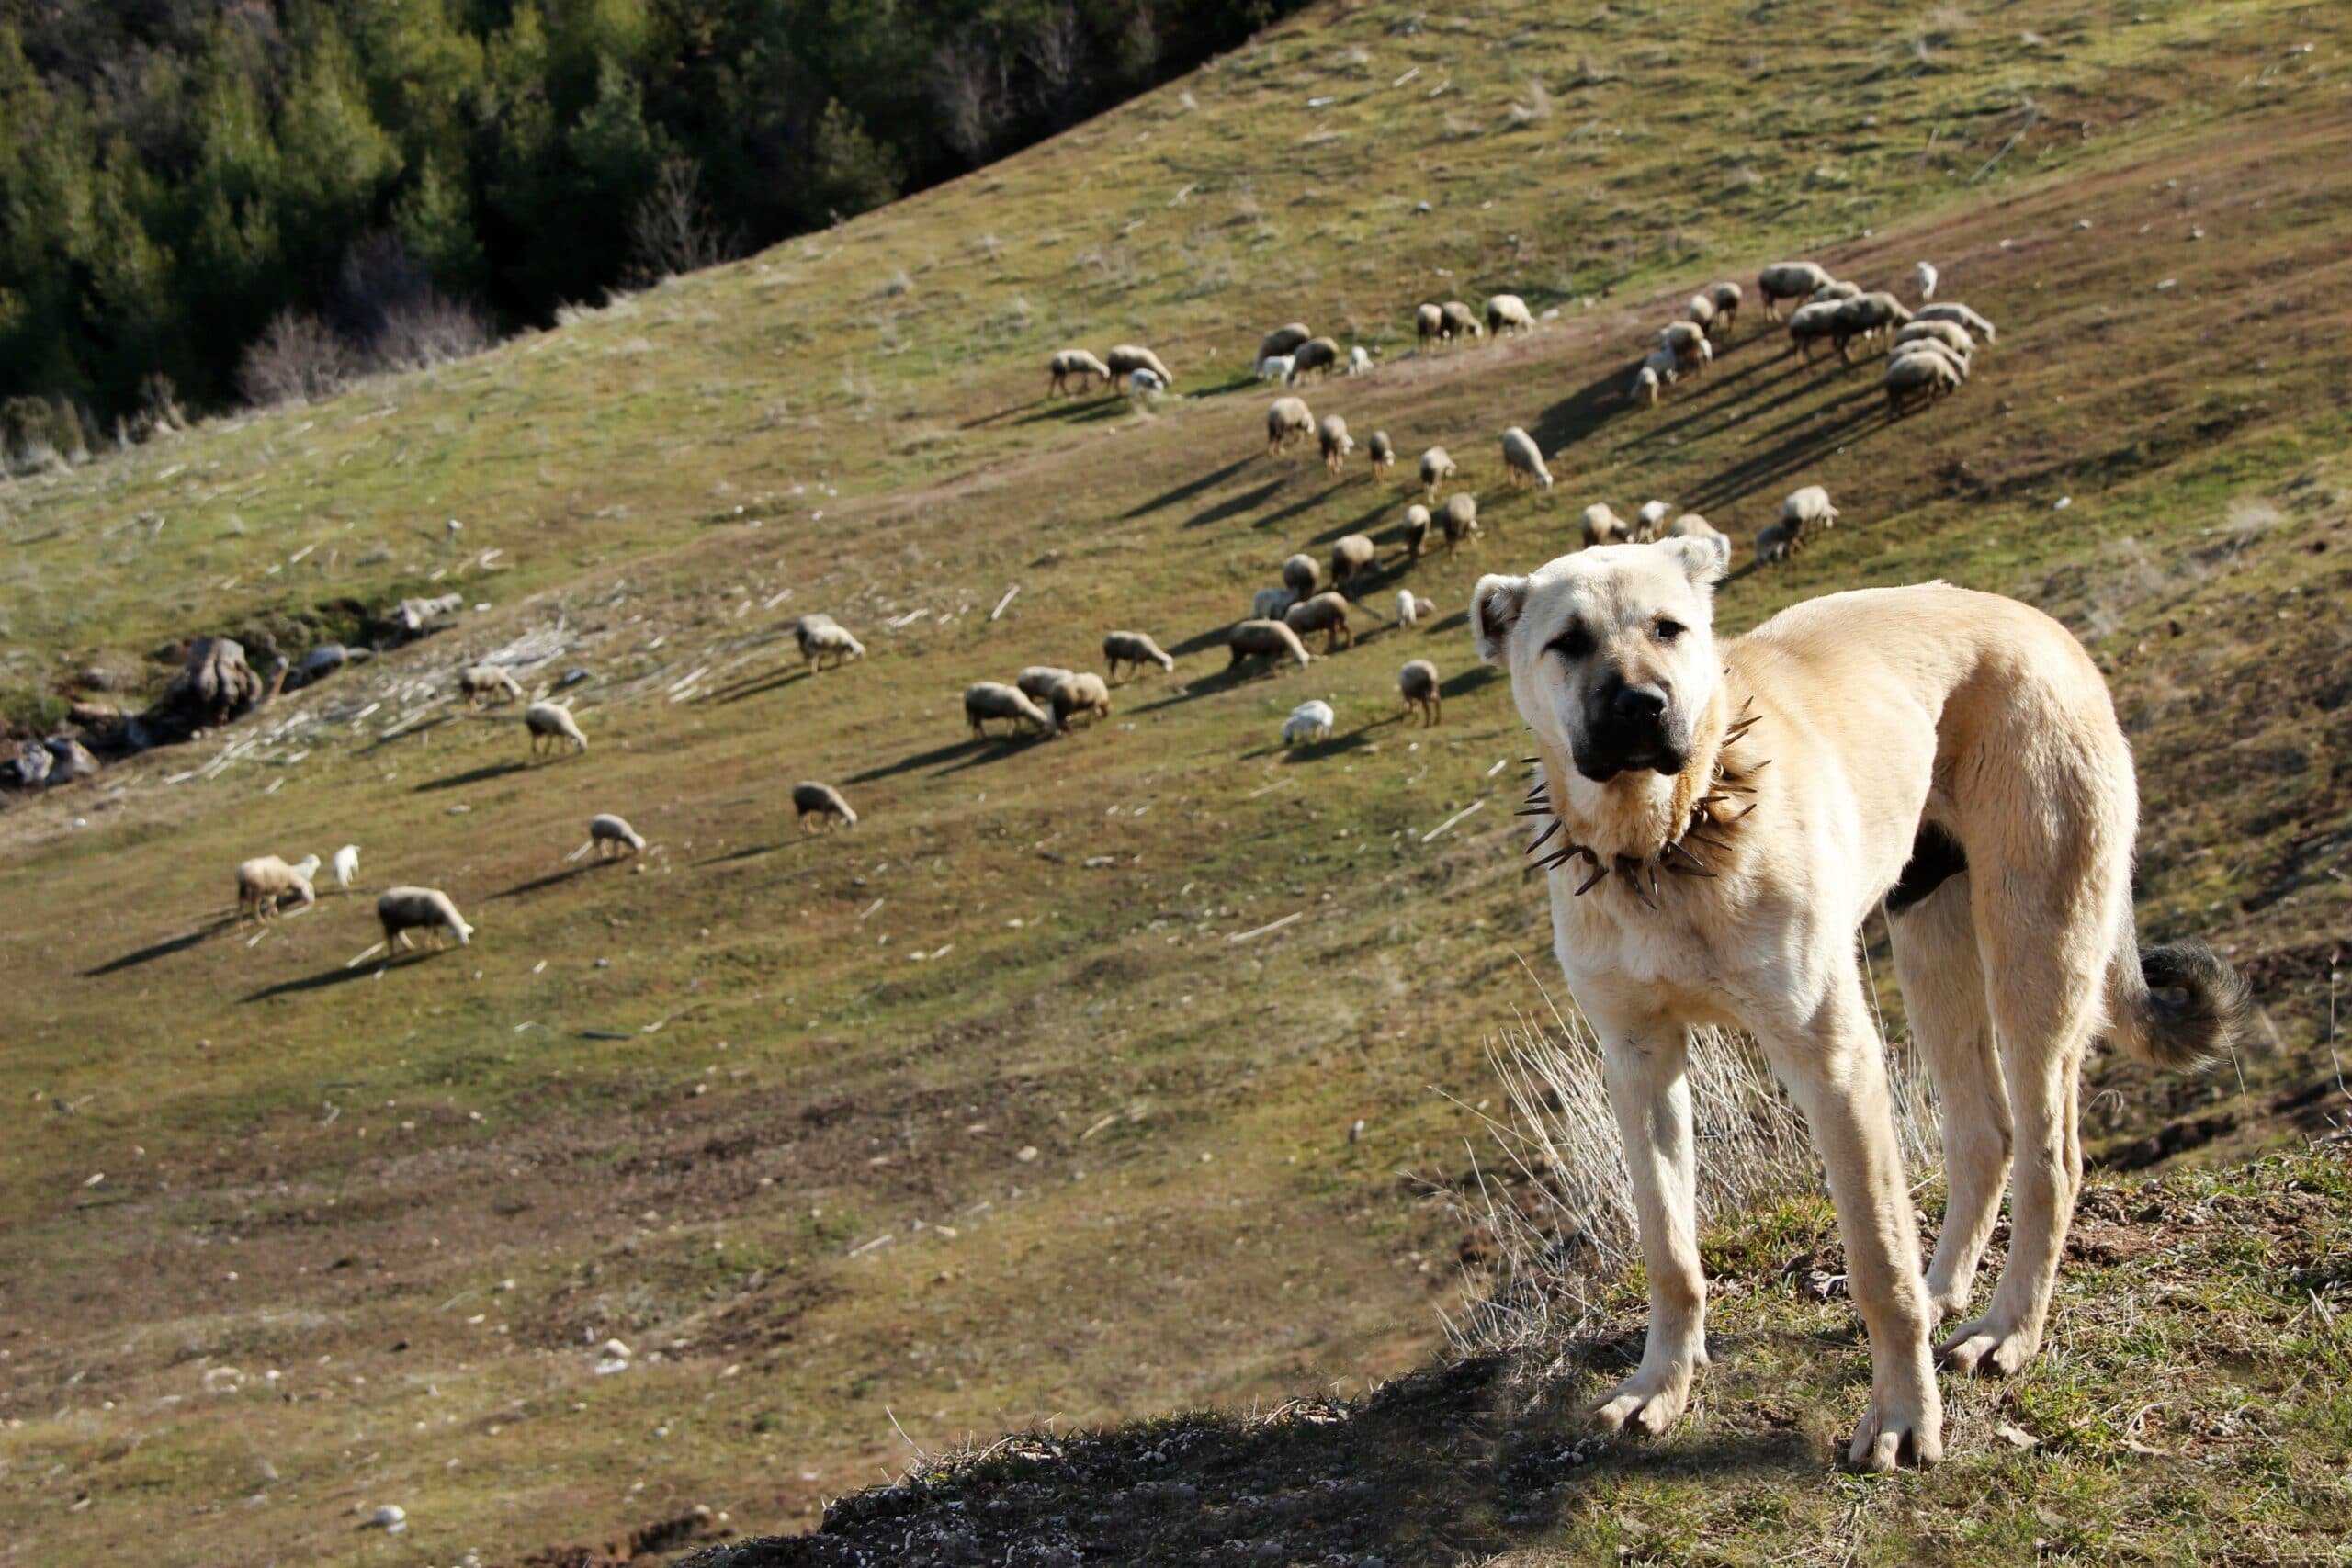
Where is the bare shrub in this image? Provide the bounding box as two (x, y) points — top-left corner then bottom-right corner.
(372, 290), (494, 370)
(1445, 985), (1936, 1356)
(238, 311), (353, 408)
(628, 158), (741, 283)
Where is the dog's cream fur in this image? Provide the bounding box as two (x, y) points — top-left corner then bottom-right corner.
(1474, 541), (2243, 1471)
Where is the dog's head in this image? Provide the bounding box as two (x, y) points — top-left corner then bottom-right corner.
(1471, 537), (1730, 782)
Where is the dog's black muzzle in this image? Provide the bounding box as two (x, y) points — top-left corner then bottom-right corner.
(1575, 676), (1685, 781)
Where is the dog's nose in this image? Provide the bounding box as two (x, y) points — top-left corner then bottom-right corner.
(1611, 684), (1668, 723)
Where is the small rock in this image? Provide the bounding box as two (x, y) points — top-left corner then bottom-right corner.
(1996, 1424), (2038, 1449)
(363, 1504), (407, 1532)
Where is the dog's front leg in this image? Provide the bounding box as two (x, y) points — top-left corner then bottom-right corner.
(1593, 1023), (1709, 1438)
(1760, 986), (1943, 1472)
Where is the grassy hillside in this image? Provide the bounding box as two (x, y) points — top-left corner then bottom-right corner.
(1, 1), (2347, 1563)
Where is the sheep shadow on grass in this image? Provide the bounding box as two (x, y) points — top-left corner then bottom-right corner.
(846, 732), (1046, 784)
(82, 917), (237, 976)
(487, 863), (615, 901)
(1126, 660), (1307, 715)
(414, 760), (529, 793)
(242, 950), (446, 1003)
(705, 665), (810, 705)
(1682, 396), (1899, 513)
(1183, 479), (1284, 530)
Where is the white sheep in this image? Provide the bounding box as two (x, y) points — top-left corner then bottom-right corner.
(1485, 294), (1535, 337)
(1256, 354), (1295, 384)
(1049, 671), (1114, 732)
(235, 854), (317, 926)
(1399, 659), (1442, 725)
(1347, 345), (1374, 376)
(1251, 586), (1298, 621)
(792, 782), (857, 831)
(1228, 619), (1313, 671)
(1439, 300), (1484, 344)
(1401, 504), (1432, 561)
(1283, 700), (1335, 746)
(1329, 535), (1377, 590)
(796, 616), (866, 671)
(1894, 319), (1976, 360)
(1015, 666), (1076, 705)
(331, 844), (360, 888)
(589, 813), (646, 858)
(1657, 320), (1709, 373)
(1257, 323), (1312, 363)
(1781, 485), (1839, 537)
(1104, 344), (1172, 384)
(1785, 300), (1845, 361)
(1634, 500), (1670, 542)
(525, 700), (587, 756)
(1687, 293), (1717, 331)
(1499, 427), (1553, 490)
(1288, 337), (1340, 381)
(1319, 413), (1355, 474)
(289, 853), (322, 885)
(1126, 367), (1166, 400)
(458, 665), (523, 708)
(1708, 280), (1743, 334)
(1916, 261), (1939, 301)
(1396, 589), (1435, 628)
(1831, 292), (1914, 360)
(1631, 364), (1662, 406)
(1441, 493), (1480, 558)
(1419, 446), (1457, 502)
(1580, 503), (1631, 547)
(1278, 554), (1319, 599)
(1664, 513), (1725, 547)
(1366, 430), (1395, 482)
(1266, 396), (1315, 457)
(1755, 520), (1801, 565)
(1284, 591), (1355, 653)
(378, 886), (472, 952)
(1884, 349), (1962, 414)
(1102, 631), (1176, 681)
(1415, 302), (1443, 349)
(1810, 279), (1862, 304)
(1915, 302), (1996, 344)
(1048, 349), (1112, 395)
(965, 682), (1051, 737)
(1890, 337), (1970, 382)
(1758, 261), (1834, 320)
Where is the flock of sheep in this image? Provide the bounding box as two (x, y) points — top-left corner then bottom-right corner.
(226, 253), (1997, 956)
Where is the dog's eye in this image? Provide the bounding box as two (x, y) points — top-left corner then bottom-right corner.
(1548, 624), (1594, 660)
(1654, 618), (1685, 644)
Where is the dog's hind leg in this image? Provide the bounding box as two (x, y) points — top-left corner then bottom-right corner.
(1886, 863), (2012, 1324)
(1590, 1021), (1710, 1439)
(1758, 979), (1941, 1472)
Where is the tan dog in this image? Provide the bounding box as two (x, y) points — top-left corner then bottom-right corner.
(1472, 540), (2245, 1471)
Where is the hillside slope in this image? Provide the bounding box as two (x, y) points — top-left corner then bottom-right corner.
(1, 2), (2347, 1564)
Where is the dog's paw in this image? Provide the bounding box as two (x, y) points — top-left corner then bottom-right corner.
(1938, 1315), (2040, 1378)
(1846, 1384), (1943, 1473)
(1592, 1367), (1693, 1438)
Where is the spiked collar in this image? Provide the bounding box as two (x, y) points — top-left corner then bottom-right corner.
(1517, 694), (1765, 908)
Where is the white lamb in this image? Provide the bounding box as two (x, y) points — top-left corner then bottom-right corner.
(1127, 367), (1165, 400)
(1634, 500), (1670, 541)
(1256, 354), (1295, 384)
(1916, 261), (1939, 301)
(1252, 585), (1298, 621)
(331, 844), (360, 888)
(1396, 590), (1435, 629)
(1347, 345), (1374, 376)
(1283, 701), (1336, 746)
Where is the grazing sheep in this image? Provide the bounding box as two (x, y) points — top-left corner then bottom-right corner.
(1366, 429), (1395, 482)
(1581, 502), (1632, 548)
(235, 853), (317, 926)
(1781, 485), (1839, 537)
(1915, 261), (1939, 301)
(1049, 671), (1114, 732)
(1102, 631), (1175, 681)
(1415, 302), (1443, 349)
(1890, 337), (1970, 384)
(525, 701), (587, 756)
(966, 682), (1051, 737)
(1048, 348), (1112, 394)
(589, 813), (646, 858)
(1658, 319), (1710, 374)
(1499, 426), (1553, 490)
(1016, 666), (1076, 705)
(1283, 700), (1335, 746)
(796, 616), (866, 671)
(1884, 348), (1963, 414)
(1786, 300), (1846, 361)
(1831, 292), (1913, 360)
(1402, 503), (1432, 561)
(1631, 364), (1663, 406)
(1104, 344), (1172, 385)
(1257, 323), (1313, 363)
(1126, 367), (1166, 400)
(1229, 618), (1313, 671)
(1439, 300), (1483, 344)
(1399, 659), (1442, 725)
(1664, 512), (1725, 547)
(792, 781), (857, 831)
(1758, 261), (1834, 320)
(1755, 520), (1802, 565)
(378, 886), (473, 952)
(1266, 396), (1315, 457)
(1282, 553), (1319, 598)
(1894, 319), (1976, 360)
(1441, 492), (1481, 558)
(1810, 279), (1862, 305)
(288, 853), (322, 886)
(1256, 354), (1295, 384)
(458, 665), (523, 708)
(331, 844), (360, 888)
(1396, 590), (1436, 628)
(1687, 293), (1718, 332)
(1486, 293), (1535, 337)
(1915, 302), (1996, 344)
(1284, 591), (1355, 653)
(1419, 446), (1457, 502)
(1634, 500), (1670, 542)
(1708, 280), (1743, 334)
(1319, 413), (1355, 474)
(1329, 534), (1377, 590)
(1289, 336), (1341, 381)
(1347, 345), (1375, 376)
(1252, 586), (1298, 621)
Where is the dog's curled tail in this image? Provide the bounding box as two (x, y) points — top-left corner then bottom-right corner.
(2106, 934), (2249, 1073)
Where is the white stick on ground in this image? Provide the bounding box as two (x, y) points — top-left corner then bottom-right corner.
(1227, 910), (1304, 944)
(1421, 798), (1486, 843)
(989, 585), (1021, 621)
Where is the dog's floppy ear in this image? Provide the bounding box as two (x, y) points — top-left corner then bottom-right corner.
(1659, 534), (1730, 589)
(1471, 574), (1526, 667)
